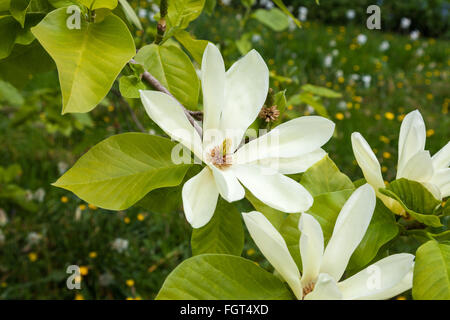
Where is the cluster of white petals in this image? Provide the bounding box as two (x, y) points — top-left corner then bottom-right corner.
(352, 110), (450, 213)
(243, 184), (415, 300)
(140, 43), (335, 228)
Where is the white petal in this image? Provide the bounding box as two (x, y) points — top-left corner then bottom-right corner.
(242, 211), (303, 299)
(140, 90), (203, 159)
(182, 167), (219, 228)
(351, 132), (385, 190)
(235, 116), (335, 164)
(397, 150), (434, 182)
(321, 184), (376, 282)
(210, 165), (245, 202)
(250, 149), (327, 174)
(234, 164), (313, 213)
(338, 253), (414, 300)
(304, 273), (342, 300)
(299, 214), (324, 287)
(351, 132), (403, 213)
(431, 168), (450, 198)
(432, 142), (450, 170)
(397, 110), (426, 179)
(220, 50), (269, 151)
(201, 43), (225, 142)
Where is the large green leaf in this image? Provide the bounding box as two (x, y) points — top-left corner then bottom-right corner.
(53, 133), (192, 210)
(10, 0), (31, 27)
(78, 0), (118, 10)
(300, 155), (354, 196)
(31, 8), (135, 113)
(413, 240), (450, 300)
(134, 43), (199, 108)
(156, 254), (294, 300)
(252, 8), (289, 32)
(118, 0), (142, 29)
(272, 0), (301, 27)
(380, 178), (442, 227)
(0, 16), (20, 59)
(174, 30), (207, 65)
(278, 212), (302, 269)
(347, 199), (399, 271)
(191, 199), (244, 256)
(301, 84), (342, 98)
(167, 0), (205, 30)
(0, 41), (55, 88)
(119, 75), (146, 99)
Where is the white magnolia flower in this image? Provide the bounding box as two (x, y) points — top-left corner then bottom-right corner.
(410, 30), (420, 41)
(346, 9), (356, 20)
(243, 184), (414, 300)
(400, 17), (411, 29)
(140, 44), (335, 228)
(112, 238), (129, 253)
(357, 34), (367, 45)
(379, 40), (390, 52)
(298, 6), (308, 22)
(352, 110), (450, 214)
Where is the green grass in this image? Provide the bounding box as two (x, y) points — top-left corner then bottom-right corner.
(0, 7), (448, 299)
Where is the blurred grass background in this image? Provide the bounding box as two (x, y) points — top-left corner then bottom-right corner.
(0, 0), (448, 299)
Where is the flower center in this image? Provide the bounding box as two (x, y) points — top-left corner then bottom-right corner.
(208, 139), (232, 169)
(302, 282), (315, 299)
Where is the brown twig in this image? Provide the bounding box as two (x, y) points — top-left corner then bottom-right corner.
(130, 59), (203, 137)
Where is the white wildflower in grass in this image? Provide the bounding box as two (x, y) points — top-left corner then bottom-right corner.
(324, 54), (333, 68)
(332, 49), (339, 57)
(27, 232), (42, 245)
(112, 238), (129, 253)
(251, 34), (262, 43)
(57, 161), (68, 175)
(221, 0), (232, 6)
(350, 74), (360, 81)
(410, 30), (420, 41)
(138, 8), (147, 18)
(379, 40), (390, 51)
(0, 209), (8, 226)
(357, 34), (367, 45)
(352, 110), (450, 214)
(416, 48), (424, 57)
(33, 188), (46, 203)
(329, 40), (336, 47)
(362, 75), (372, 88)
(336, 70), (344, 78)
(298, 6), (308, 22)
(400, 17), (411, 29)
(140, 43), (335, 228)
(346, 9), (356, 20)
(243, 184), (415, 300)
(338, 101), (347, 110)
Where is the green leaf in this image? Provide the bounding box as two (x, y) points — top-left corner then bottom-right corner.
(380, 178), (442, 227)
(191, 198), (244, 256)
(272, 0), (301, 27)
(298, 92), (329, 118)
(78, 0), (118, 10)
(204, 0), (216, 15)
(300, 155), (354, 197)
(347, 199), (399, 271)
(252, 8), (289, 32)
(137, 165), (201, 214)
(48, 0), (75, 8)
(301, 84), (342, 98)
(134, 43), (199, 108)
(119, 75), (146, 99)
(167, 0), (205, 30)
(15, 13), (45, 46)
(156, 254), (294, 300)
(279, 212), (302, 269)
(413, 240), (450, 300)
(118, 0), (142, 30)
(174, 30), (207, 65)
(0, 16), (20, 59)
(0, 0), (10, 11)
(53, 133), (192, 210)
(236, 33), (252, 55)
(0, 79), (24, 106)
(31, 8), (135, 113)
(10, 0), (31, 27)
(0, 41), (55, 88)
